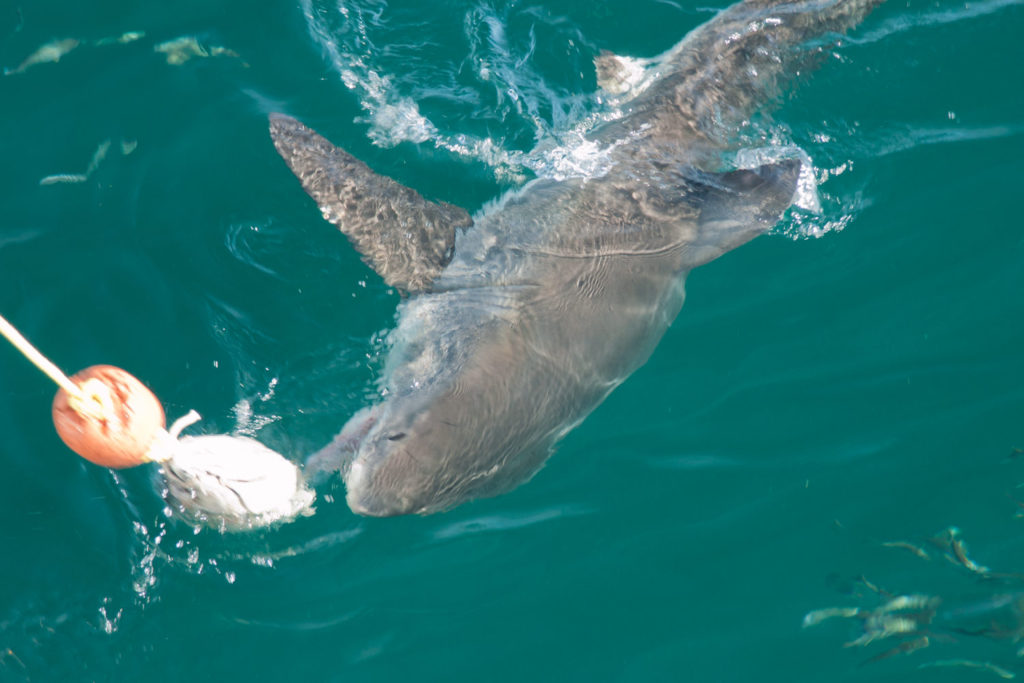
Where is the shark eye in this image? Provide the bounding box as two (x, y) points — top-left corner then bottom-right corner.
(386, 432), (407, 441)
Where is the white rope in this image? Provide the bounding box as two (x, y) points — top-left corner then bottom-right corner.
(147, 410), (202, 463)
(0, 313), (83, 399)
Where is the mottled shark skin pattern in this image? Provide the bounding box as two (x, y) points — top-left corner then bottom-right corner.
(271, 0), (885, 516)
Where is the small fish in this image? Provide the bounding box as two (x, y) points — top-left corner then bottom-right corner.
(862, 636), (929, 665)
(877, 594), (939, 614)
(39, 173), (88, 185)
(951, 537), (991, 575)
(85, 139), (111, 175)
(1, 648), (26, 669)
(95, 30), (145, 46)
(40, 137), (116, 186)
(154, 36), (208, 65)
(881, 540), (930, 560)
(846, 615), (919, 647)
(802, 606), (861, 628)
(919, 659), (1016, 679)
(120, 139), (138, 155)
(856, 575), (890, 597)
(933, 526), (990, 574)
(209, 46), (239, 59)
(5, 37), (79, 75)
(154, 36), (242, 66)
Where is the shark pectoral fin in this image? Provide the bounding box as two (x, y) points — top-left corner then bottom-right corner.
(269, 113), (473, 293)
(685, 159), (801, 269)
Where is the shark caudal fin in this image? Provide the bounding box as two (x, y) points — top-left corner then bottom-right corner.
(683, 158), (801, 269)
(269, 114), (473, 293)
(601, 0), (888, 148)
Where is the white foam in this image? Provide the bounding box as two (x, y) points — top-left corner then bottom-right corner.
(301, 0), (882, 250)
(303, 0), (602, 175)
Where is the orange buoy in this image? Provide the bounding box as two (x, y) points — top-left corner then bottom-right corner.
(52, 364), (167, 469)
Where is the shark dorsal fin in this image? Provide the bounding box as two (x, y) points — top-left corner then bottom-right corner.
(594, 50), (647, 97)
(684, 159), (801, 269)
(269, 114), (472, 293)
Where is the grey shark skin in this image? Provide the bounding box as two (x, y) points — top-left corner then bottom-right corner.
(271, 0), (884, 516)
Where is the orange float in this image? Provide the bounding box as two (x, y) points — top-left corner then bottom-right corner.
(51, 364), (167, 468)
(2, 313), (315, 530)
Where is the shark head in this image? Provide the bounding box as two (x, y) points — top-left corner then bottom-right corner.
(342, 397), (445, 517)
(341, 386), (506, 517)
(332, 339), (557, 517)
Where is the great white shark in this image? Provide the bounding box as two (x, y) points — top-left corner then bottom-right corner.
(270, 0), (885, 516)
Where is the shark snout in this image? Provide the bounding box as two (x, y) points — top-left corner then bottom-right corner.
(344, 458), (420, 517)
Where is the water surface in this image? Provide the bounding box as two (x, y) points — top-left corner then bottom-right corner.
(1, 0), (1023, 680)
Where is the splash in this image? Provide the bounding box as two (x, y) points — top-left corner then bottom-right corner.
(299, 0), (881, 241)
(231, 376), (282, 436)
(301, 0), (436, 147)
(300, 0), (606, 180)
(733, 144), (821, 213)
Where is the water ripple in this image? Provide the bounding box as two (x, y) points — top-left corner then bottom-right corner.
(431, 504), (592, 540)
(850, 0), (1023, 45)
(223, 219), (288, 280)
(300, 0), (609, 181)
(869, 123), (1024, 158)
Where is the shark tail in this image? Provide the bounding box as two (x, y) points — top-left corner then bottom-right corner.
(622, 0), (888, 145)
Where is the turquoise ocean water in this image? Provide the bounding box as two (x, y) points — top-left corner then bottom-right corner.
(1, 0), (1023, 680)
